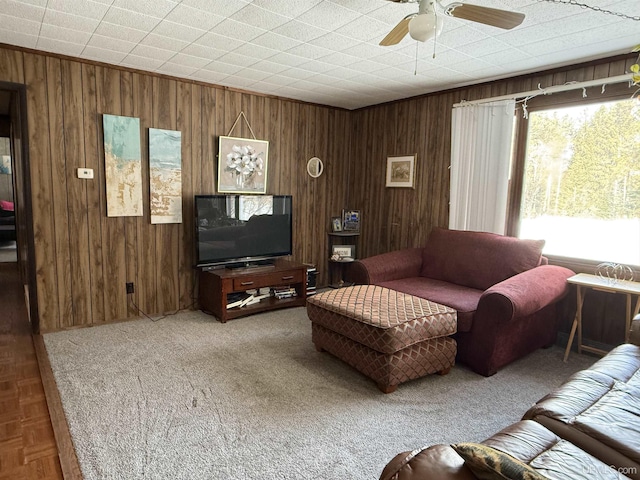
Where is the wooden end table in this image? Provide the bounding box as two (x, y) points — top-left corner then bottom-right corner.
(563, 273), (640, 362)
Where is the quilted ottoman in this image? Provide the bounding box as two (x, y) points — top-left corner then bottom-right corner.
(306, 285), (457, 393)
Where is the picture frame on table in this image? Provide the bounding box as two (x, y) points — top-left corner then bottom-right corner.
(331, 216), (343, 232)
(386, 154), (415, 188)
(342, 209), (360, 232)
(331, 245), (355, 260)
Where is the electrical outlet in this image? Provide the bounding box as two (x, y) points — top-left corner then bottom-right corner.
(126, 282), (134, 294)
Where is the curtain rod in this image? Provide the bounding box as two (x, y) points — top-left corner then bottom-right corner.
(453, 73), (635, 108)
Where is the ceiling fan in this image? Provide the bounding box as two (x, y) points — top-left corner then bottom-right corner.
(380, 0), (525, 46)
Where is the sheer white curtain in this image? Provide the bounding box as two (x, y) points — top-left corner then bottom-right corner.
(449, 100), (516, 234)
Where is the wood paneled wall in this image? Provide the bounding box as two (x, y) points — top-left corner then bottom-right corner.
(346, 53), (637, 346)
(0, 45), (350, 332)
(0, 41), (636, 340)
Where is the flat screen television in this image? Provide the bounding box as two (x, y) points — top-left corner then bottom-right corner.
(195, 194), (293, 268)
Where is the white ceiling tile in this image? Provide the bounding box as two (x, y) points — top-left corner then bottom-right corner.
(0, 0), (637, 109)
(296, 2), (361, 31)
(286, 43), (332, 61)
(140, 33), (189, 52)
(41, 10), (100, 33)
(316, 51), (360, 67)
(167, 53), (212, 69)
(0, 13), (41, 36)
(341, 42), (388, 60)
(248, 60), (290, 75)
(36, 36), (84, 56)
(47, 0), (110, 20)
(40, 24), (91, 45)
(251, 0), (323, 19)
(230, 3), (291, 31)
(0, 30), (38, 49)
(120, 53), (165, 70)
(232, 67), (272, 82)
(335, 14), (390, 43)
(189, 69), (229, 84)
(251, 32), (303, 52)
(217, 74), (256, 88)
(102, 7), (161, 31)
(297, 59), (336, 75)
(217, 51), (261, 68)
(129, 43), (176, 62)
(156, 62), (199, 77)
(259, 74), (298, 88)
(80, 45), (127, 64)
(150, 21), (206, 44)
(181, 43), (227, 60)
(87, 34), (136, 54)
(12, 0), (47, 6)
(93, 21), (147, 43)
(308, 32), (355, 51)
(194, 32), (245, 52)
(272, 20), (328, 42)
(344, 58), (388, 74)
(268, 51), (309, 68)
(233, 42), (278, 61)
(276, 67), (316, 81)
(110, 0), (178, 19)
(0, 0), (45, 22)
(180, 0), (248, 18)
(210, 18), (266, 42)
(200, 60), (244, 76)
(164, 4), (224, 31)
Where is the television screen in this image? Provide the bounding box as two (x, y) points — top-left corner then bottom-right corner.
(195, 194), (292, 267)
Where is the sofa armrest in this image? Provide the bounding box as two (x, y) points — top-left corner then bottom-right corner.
(379, 445), (477, 480)
(477, 265), (575, 323)
(345, 248), (423, 285)
(630, 314), (640, 346)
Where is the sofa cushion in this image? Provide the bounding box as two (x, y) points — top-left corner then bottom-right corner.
(451, 442), (547, 480)
(522, 344), (640, 477)
(379, 277), (482, 332)
(421, 228), (545, 291)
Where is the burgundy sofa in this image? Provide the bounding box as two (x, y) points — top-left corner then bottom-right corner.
(379, 316), (640, 480)
(345, 228), (575, 376)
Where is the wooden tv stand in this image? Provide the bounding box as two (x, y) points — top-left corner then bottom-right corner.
(198, 259), (307, 323)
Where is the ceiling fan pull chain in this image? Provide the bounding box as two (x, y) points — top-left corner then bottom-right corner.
(537, 0), (640, 21)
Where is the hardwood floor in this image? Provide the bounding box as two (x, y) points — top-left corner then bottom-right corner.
(0, 263), (64, 479)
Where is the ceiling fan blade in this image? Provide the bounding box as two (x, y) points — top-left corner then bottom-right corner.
(380, 16), (413, 46)
(445, 3), (524, 30)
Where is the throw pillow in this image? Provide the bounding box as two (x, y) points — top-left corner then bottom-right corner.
(451, 443), (548, 480)
(0, 200), (14, 212)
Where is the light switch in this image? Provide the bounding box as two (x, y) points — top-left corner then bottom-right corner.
(77, 168), (94, 179)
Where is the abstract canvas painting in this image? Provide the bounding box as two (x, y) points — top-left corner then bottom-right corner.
(103, 114), (143, 217)
(149, 128), (182, 224)
(0, 155), (11, 175)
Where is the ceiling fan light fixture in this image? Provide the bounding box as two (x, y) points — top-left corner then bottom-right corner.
(408, 12), (443, 42)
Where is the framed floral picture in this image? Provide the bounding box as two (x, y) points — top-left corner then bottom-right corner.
(218, 136), (269, 194)
(386, 154), (415, 188)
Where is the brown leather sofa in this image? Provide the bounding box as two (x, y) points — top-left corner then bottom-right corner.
(346, 228), (574, 376)
(379, 315), (640, 480)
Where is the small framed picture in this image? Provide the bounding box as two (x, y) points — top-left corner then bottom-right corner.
(331, 216), (343, 232)
(332, 244), (355, 260)
(342, 210), (360, 232)
(386, 154), (416, 188)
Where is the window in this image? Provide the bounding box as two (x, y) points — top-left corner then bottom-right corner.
(516, 98), (640, 266)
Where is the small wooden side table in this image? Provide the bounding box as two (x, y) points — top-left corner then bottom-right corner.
(564, 273), (640, 362)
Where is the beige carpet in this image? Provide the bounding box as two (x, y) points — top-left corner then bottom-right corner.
(44, 307), (596, 480)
